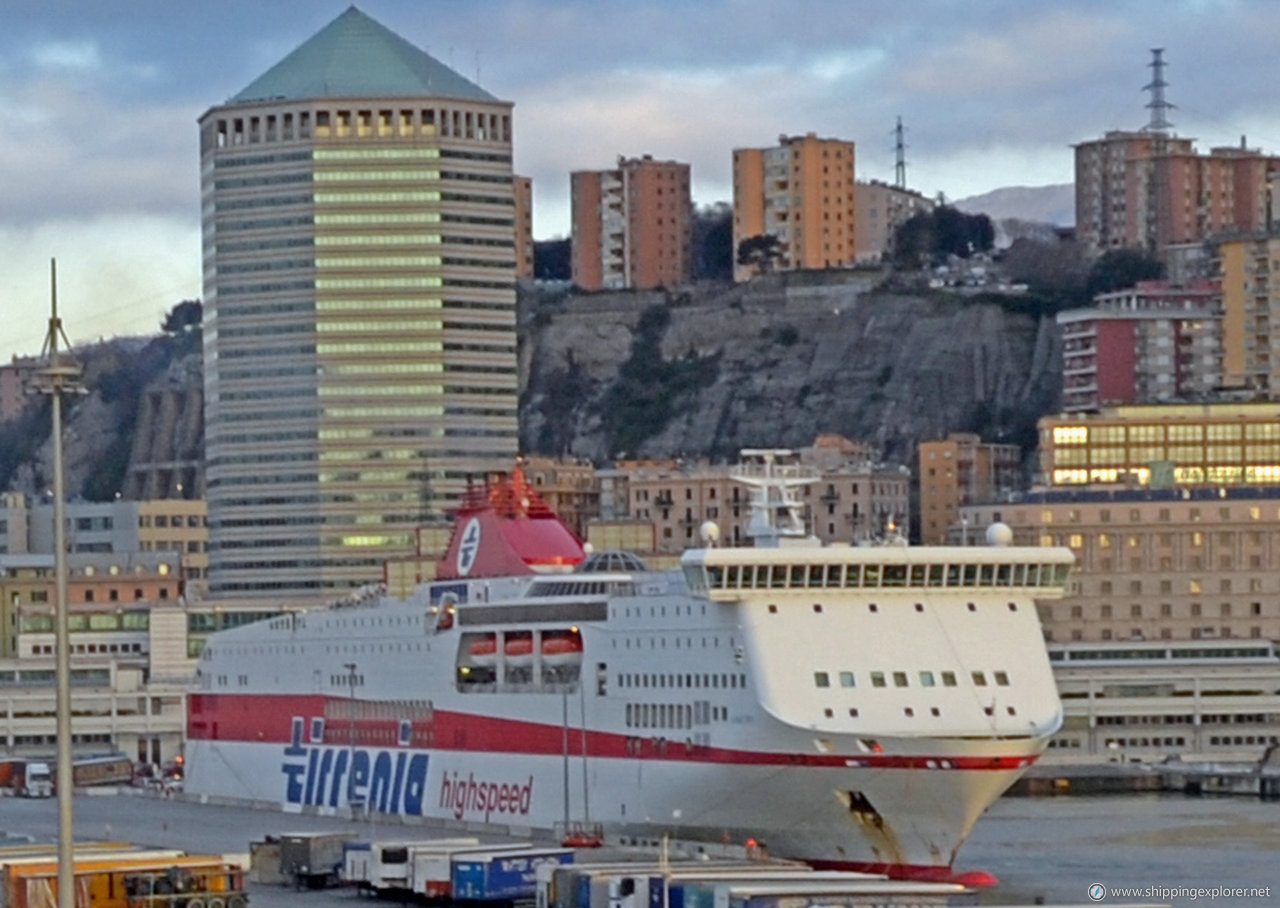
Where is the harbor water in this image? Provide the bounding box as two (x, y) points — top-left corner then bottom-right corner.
(0, 791), (1276, 906)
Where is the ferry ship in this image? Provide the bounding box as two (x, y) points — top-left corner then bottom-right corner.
(187, 452), (1073, 883)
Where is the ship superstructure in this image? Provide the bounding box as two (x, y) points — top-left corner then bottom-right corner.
(187, 455), (1072, 880)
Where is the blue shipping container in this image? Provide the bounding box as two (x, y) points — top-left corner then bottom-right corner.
(452, 849), (575, 900)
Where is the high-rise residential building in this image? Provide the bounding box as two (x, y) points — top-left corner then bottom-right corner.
(1219, 233), (1280, 396)
(570, 156), (691, 290)
(1075, 131), (1280, 259)
(1057, 280), (1222, 412)
(513, 175), (534, 279)
(1038, 403), (1280, 489)
(732, 133), (856, 281)
(917, 433), (1022, 545)
(199, 8), (518, 600)
(854, 180), (934, 264)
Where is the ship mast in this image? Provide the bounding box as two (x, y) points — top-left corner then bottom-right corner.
(731, 449), (820, 547)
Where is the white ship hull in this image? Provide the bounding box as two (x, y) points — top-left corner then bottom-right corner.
(188, 541), (1071, 879)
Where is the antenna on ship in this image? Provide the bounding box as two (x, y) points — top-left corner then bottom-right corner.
(732, 449), (820, 548)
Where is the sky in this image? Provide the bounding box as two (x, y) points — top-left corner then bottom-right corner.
(3, 0), (1280, 360)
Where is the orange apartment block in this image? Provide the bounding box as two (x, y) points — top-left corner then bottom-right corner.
(513, 174), (533, 279)
(918, 433), (1023, 545)
(1075, 130), (1280, 258)
(571, 155), (691, 290)
(1219, 233), (1280, 397)
(732, 133), (856, 281)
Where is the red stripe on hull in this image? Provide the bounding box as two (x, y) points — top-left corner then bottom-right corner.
(188, 692), (1041, 771)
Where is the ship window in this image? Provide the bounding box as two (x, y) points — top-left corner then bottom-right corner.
(839, 671), (855, 687)
(967, 602), (977, 612)
(893, 671), (908, 687)
(928, 564), (945, 586)
(971, 671), (988, 686)
(1025, 564), (1039, 586)
(996, 564), (1012, 585)
(1054, 564), (1070, 585)
(706, 566), (723, 588)
(946, 564), (961, 586)
(914, 603), (924, 613)
(904, 707), (915, 717)
(963, 564), (979, 585)
(1008, 602), (1018, 612)
(790, 565), (806, 586)
(626, 703), (633, 726)
(994, 671), (1010, 686)
(768, 604), (777, 614)
(983, 706), (994, 716)
(909, 565), (926, 586)
(863, 565), (880, 586)
(931, 707), (941, 717)
(825, 564), (843, 587)
(844, 564), (861, 587)
(919, 671), (936, 687)
(1007, 706), (1017, 715)
(1012, 564), (1027, 585)
(769, 565), (787, 588)
(883, 565), (907, 587)
(868, 603), (879, 613)
(870, 672), (886, 688)
(812, 603), (823, 614)
(726, 565), (740, 587)
(979, 564), (995, 585)
(941, 671), (958, 686)
(824, 708), (834, 718)
(808, 565), (825, 586)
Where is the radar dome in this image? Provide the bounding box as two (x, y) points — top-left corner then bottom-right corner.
(986, 522), (1014, 547)
(699, 521), (721, 546)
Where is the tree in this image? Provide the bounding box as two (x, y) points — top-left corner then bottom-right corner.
(691, 203), (733, 281)
(736, 234), (782, 276)
(891, 206), (994, 267)
(1002, 237), (1088, 308)
(161, 299), (202, 334)
(1086, 248), (1165, 298)
(533, 238), (571, 280)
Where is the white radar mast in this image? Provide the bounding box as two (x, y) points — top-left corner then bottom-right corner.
(731, 449), (821, 548)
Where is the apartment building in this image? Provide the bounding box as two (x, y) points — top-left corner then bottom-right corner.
(1219, 233), (1280, 396)
(1057, 280), (1222, 412)
(918, 432), (1023, 545)
(0, 356), (37, 423)
(200, 8), (519, 599)
(514, 174), (534, 279)
(733, 133), (856, 281)
(1074, 130), (1280, 258)
(570, 155), (691, 290)
(1038, 403), (1280, 488)
(854, 180), (935, 264)
(963, 488), (1280, 646)
(619, 437), (907, 553)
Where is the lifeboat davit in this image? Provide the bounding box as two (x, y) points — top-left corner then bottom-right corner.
(468, 634), (498, 667)
(504, 634), (535, 666)
(541, 632), (584, 667)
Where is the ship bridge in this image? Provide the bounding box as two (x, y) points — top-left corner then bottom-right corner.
(681, 546), (1075, 601)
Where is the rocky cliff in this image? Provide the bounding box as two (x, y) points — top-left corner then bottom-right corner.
(520, 272), (1062, 465)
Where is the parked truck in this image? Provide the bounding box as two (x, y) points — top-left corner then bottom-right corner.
(279, 832), (356, 889)
(12, 762), (52, 798)
(451, 847), (574, 902)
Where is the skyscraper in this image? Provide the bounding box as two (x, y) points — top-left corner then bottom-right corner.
(200, 8), (518, 600)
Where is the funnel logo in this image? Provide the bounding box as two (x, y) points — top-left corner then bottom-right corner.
(457, 518), (481, 576)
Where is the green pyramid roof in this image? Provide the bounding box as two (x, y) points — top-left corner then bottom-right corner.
(231, 6), (498, 104)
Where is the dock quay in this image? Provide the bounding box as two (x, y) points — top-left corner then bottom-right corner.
(1012, 748), (1280, 798)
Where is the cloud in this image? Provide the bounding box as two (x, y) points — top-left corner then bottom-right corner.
(0, 216), (201, 361)
(29, 40), (103, 72)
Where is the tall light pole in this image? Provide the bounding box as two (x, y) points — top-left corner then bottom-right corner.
(344, 662), (358, 812)
(34, 259), (83, 908)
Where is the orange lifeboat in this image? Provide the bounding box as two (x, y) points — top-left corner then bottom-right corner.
(468, 634), (498, 667)
(504, 634), (535, 666)
(541, 632), (584, 667)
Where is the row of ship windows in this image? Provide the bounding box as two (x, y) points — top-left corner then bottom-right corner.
(815, 669), (1011, 689)
(1075, 735), (1280, 748)
(700, 562), (1069, 590)
(624, 702), (728, 730)
(618, 673), (747, 690)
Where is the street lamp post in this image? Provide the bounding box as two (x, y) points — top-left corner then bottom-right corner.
(34, 260), (84, 908)
(344, 662), (358, 813)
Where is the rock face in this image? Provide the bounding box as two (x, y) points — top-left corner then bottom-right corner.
(520, 272), (1062, 466)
